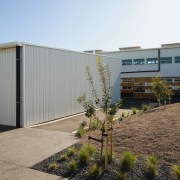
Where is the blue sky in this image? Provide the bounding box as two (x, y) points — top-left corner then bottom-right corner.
(0, 0), (180, 51)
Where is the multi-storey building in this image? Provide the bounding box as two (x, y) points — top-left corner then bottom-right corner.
(100, 43), (180, 99)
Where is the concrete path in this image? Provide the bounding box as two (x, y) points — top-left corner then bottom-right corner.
(0, 128), (77, 180)
(34, 109), (131, 133)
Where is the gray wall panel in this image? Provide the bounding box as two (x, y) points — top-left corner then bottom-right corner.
(0, 48), (16, 126)
(23, 45), (120, 127)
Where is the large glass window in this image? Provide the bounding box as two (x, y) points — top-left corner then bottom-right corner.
(146, 58), (158, 64)
(122, 59), (132, 66)
(175, 56), (180, 63)
(134, 59), (145, 65)
(160, 57), (172, 64)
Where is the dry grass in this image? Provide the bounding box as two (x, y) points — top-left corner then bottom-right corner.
(81, 103), (180, 165)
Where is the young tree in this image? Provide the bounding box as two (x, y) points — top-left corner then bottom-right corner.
(151, 77), (173, 108)
(77, 94), (96, 161)
(78, 56), (120, 168)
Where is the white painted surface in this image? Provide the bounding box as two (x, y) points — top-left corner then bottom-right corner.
(22, 44), (121, 127)
(102, 47), (180, 78)
(0, 48), (16, 126)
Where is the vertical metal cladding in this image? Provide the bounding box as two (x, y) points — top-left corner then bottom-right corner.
(22, 44), (121, 127)
(0, 48), (16, 126)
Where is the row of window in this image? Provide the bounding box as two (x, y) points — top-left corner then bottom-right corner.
(122, 56), (180, 66)
(122, 86), (180, 92)
(122, 78), (180, 83)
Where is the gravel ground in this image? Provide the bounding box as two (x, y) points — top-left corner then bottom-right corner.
(31, 103), (180, 180)
(31, 143), (175, 180)
(82, 103), (180, 165)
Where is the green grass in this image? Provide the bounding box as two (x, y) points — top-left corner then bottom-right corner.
(59, 153), (68, 161)
(48, 162), (59, 170)
(131, 107), (138, 115)
(67, 147), (76, 156)
(172, 165), (180, 180)
(116, 172), (128, 180)
(146, 156), (158, 177)
(119, 150), (137, 171)
(75, 126), (86, 138)
(68, 159), (78, 172)
(88, 163), (102, 177)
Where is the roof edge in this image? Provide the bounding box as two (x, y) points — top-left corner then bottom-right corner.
(0, 41), (23, 49)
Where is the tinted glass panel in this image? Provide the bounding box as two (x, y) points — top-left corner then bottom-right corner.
(146, 58), (158, 64)
(134, 59), (145, 65)
(160, 57), (172, 64)
(175, 56), (180, 63)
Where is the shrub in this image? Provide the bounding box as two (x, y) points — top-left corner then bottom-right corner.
(90, 118), (101, 130)
(131, 107), (138, 115)
(84, 144), (95, 157)
(172, 165), (180, 180)
(75, 126), (86, 138)
(78, 147), (89, 164)
(88, 163), (102, 177)
(59, 153), (68, 161)
(119, 150), (137, 171)
(68, 159), (78, 172)
(146, 156), (158, 177)
(80, 120), (87, 127)
(118, 117), (124, 122)
(67, 147), (76, 157)
(116, 172), (128, 180)
(48, 162), (59, 170)
(122, 112), (125, 118)
(142, 104), (151, 111)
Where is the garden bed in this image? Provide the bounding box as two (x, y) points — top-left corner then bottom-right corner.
(31, 143), (175, 179)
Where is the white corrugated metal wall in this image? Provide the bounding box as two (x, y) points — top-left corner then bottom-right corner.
(22, 44), (121, 127)
(0, 48), (16, 126)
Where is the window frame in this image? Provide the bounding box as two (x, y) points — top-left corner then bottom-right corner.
(146, 58), (158, 64)
(175, 56), (180, 63)
(134, 58), (145, 65)
(122, 59), (132, 66)
(160, 57), (172, 64)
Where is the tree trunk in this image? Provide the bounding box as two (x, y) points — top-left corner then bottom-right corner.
(87, 116), (92, 162)
(164, 99), (166, 109)
(104, 113), (108, 168)
(110, 121), (113, 160)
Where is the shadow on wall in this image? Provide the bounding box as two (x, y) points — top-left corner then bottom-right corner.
(0, 125), (16, 133)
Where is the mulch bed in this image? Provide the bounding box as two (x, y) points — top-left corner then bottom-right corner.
(31, 103), (180, 179)
(31, 143), (175, 180)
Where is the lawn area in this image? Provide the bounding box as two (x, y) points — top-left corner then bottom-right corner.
(81, 103), (180, 165)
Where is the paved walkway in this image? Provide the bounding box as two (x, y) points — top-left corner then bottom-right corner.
(0, 128), (78, 180)
(34, 109), (131, 133)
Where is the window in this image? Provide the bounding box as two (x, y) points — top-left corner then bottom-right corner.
(160, 57), (172, 64)
(174, 78), (180, 82)
(175, 56), (180, 63)
(161, 78), (172, 82)
(122, 59), (132, 66)
(122, 78), (133, 82)
(134, 82), (145, 86)
(134, 88), (145, 93)
(146, 58), (158, 64)
(134, 59), (145, 65)
(122, 86), (133, 90)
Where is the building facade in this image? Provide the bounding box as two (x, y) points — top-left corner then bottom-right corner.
(100, 43), (180, 99)
(0, 42), (120, 127)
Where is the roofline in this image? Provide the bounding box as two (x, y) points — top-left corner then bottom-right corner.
(0, 41), (22, 49)
(101, 45), (180, 54)
(21, 42), (121, 60)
